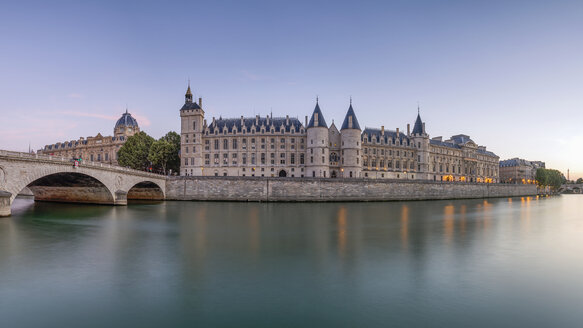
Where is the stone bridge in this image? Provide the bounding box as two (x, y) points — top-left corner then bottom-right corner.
(0, 150), (167, 216)
(558, 184), (583, 194)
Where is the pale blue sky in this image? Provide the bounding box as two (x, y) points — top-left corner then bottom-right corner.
(1, 0), (582, 178)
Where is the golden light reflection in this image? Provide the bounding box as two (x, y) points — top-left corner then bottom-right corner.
(482, 199), (492, 230)
(444, 205), (455, 244)
(337, 206), (347, 256)
(400, 205), (409, 250)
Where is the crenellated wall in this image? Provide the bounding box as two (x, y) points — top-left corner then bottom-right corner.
(166, 176), (537, 202)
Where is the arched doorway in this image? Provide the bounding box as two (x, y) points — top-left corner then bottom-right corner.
(331, 170), (337, 178)
(278, 170), (287, 177)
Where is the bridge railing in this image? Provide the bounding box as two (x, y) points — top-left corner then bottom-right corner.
(0, 150), (165, 178)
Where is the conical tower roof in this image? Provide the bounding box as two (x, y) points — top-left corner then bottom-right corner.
(412, 112), (423, 135)
(307, 100), (328, 128)
(341, 102), (361, 130)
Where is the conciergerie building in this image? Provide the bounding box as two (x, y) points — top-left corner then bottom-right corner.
(180, 85), (499, 182)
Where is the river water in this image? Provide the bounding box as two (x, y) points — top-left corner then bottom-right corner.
(1, 196), (583, 327)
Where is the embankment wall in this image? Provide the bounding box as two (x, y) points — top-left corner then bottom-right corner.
(166, 177), (537, 202)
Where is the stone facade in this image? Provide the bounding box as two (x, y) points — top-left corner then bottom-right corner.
(180, 85), (500, 183)
(38, 110), (140, 165)
(499, 158), (545, 184)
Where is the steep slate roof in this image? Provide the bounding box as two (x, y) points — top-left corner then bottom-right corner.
(362, 128), (410, 145)
(499, 158), (531, 167)
(430, 138), (498, 157)
(450, 134), (473, 144)
(307, 102), (328, 128)
(207, 116), (304, 134)
(180, 102), (201, 111)
(341, 104), (361, 130)
(412, 113), (423, 135)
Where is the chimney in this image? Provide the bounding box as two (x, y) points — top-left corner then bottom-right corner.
(266, 115), (270, 125)
(422, 122), (426, 134)
(286, 115), (289, 125)
(199, 97), (202, 108)
(396, 128), (400, 138)
(305, 115), (308, 127)
(255, 115), (259, 126)
(381, 126), (385, 136)
(203, 119), (207, 127)
(407, 124), (410, 136)
(241, 116), (244, 126)
(212, 117), (216, 124)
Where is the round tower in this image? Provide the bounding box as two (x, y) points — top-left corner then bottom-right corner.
(306, 100), (330, 178)
(340, 100), (362, 178)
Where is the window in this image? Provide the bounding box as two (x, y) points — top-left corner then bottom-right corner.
(261, 153), (266, 164)
(184, 158), (188, 165)
(251, 153), (256, 165)
(214, 140), (219, 150)
(223, 153), (228, 165)
(205, 140), (210, 151)
(223, 139), (228, 150)
(191, 158), (194, 165)
(232, 139), (238, 149)
(300, 154), (305, 164)
(291, 153), (295, 164)
(205, 154), (210, 165)
(214, 153), (219, 164)
(193, 122), (196, 131)
(242, 154), (247, 165)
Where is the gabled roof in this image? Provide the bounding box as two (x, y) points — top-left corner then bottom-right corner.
(341, 104), (361, 130)
(412, 113), (423, 135)
(307, 102), (328, 128)
(362, 128), (410, 144)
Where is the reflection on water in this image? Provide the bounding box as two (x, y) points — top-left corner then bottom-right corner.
(1, 196), (583, 327)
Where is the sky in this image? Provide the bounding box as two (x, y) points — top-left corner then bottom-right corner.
(1, 0), (582, 179)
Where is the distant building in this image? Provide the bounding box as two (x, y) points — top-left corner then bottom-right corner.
(38, 110), (140, 165)
(499, 158), (545, 184)
(179, 84), (500, 182)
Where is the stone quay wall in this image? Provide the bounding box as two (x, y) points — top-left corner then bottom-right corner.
(166, 176), (537, 202)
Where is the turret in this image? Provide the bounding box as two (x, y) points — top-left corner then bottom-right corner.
(340, 99), (362, 178)
(180, 82), (205, 176)
(411, 107), (430, 179)
(306, 99), (330, 178)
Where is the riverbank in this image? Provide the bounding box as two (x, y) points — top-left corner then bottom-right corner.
(166, 176), (537, 202)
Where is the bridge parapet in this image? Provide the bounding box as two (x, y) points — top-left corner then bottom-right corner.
(0, 150), (163, 179)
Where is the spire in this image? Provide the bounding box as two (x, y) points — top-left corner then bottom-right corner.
(341, 99), (361, 130)
(185, 81), (193, 104)
(412, 105), (424, 135)
(307, 100), (328, 128)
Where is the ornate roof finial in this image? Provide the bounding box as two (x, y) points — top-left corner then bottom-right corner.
(125, 104), (128, 114)
(316, 95), (319, 104)
(350, 96), (352, 105)
(417, 101), (420, 114)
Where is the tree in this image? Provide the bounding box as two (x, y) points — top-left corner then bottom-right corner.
(158, 131), (180, 174)
(117, 131), (155, 170)
(536, 168), (566, 191)
(148, 139), (175, 174)
(577, 178), (583, 184)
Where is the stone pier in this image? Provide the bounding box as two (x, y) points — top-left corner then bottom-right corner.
(0, 191), (11, 217)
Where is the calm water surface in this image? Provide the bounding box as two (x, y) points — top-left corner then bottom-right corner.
(1, 196), (583, 327)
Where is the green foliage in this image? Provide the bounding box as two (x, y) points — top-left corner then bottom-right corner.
(157, 131), (181, 173)
(536, 168), (566, 190)
(117, 131), (155, 170)
(148, 139), (175, 174)
(577, 178), (583, 184)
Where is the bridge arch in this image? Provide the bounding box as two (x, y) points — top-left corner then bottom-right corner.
(126, 181), (165, 201)
(24, 172), (115, 205)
